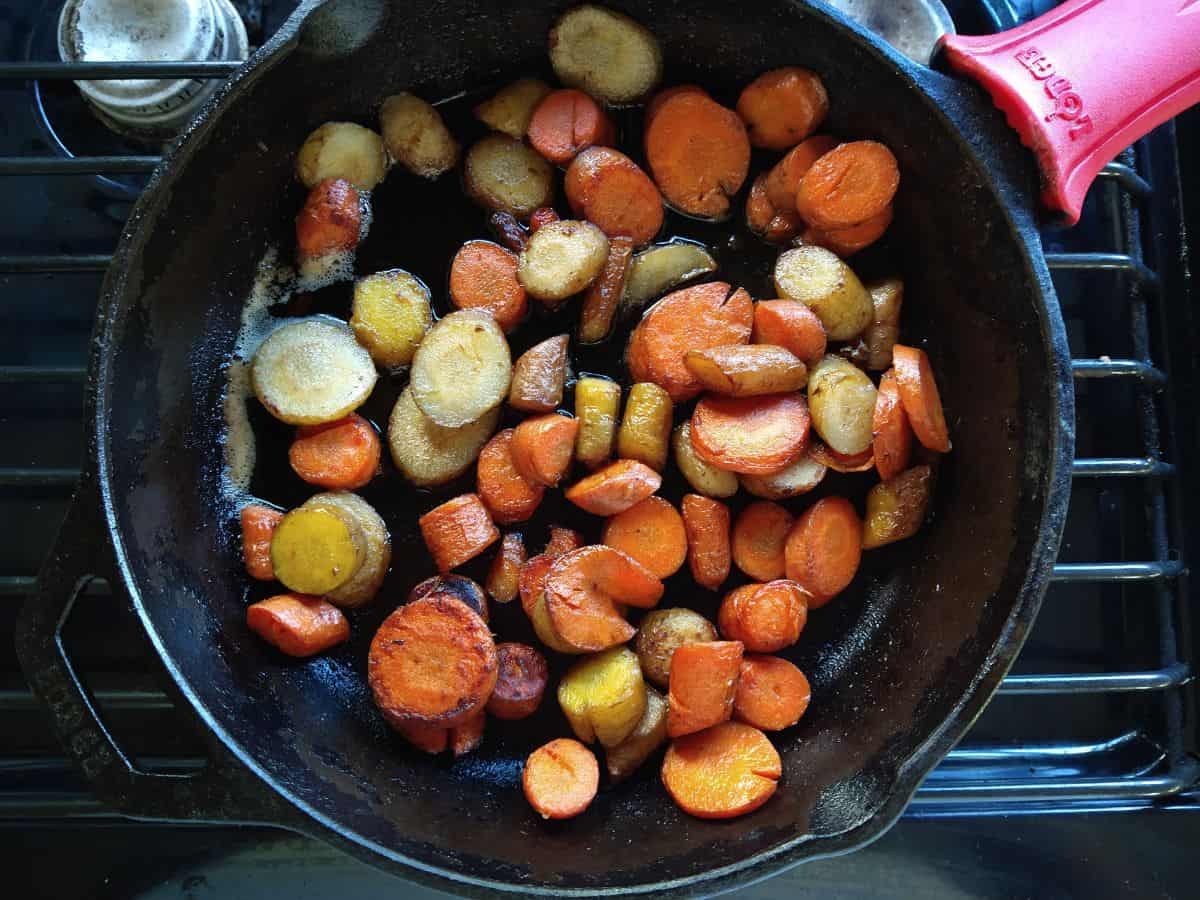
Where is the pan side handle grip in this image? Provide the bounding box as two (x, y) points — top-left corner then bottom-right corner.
(15, 480), (298, 827)
(938, 0), (1200, 224)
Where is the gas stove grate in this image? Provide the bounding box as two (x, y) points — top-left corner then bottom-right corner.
(0, 26), (1195, 821)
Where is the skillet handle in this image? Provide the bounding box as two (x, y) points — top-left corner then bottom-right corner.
(938, 0), (1200, 224)
(15, 478), (298, 827)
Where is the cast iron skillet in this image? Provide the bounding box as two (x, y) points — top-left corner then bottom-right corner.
(15, 0), (1111, 894)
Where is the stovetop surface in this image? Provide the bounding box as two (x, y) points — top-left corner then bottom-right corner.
(1, 0), (1198, 897)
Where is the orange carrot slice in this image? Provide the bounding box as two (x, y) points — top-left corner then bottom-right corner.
(512, 413), (580, 487)
(734, 655), (811, 731)
(418, 494), (500, 572)
(662, 721), (781, 819)
(731, 500), (794, 581)
(565, 459), (661, 516)
(690, 393), (811, 475)
(523, 738), (599, 820)
(449, 240), (528, 332)
(527, 89), (615, 165)
(477, 430), (545, 525)
(487, 642), (548, 720)
(764, 135), (838, 212)
(246, 593), (349, 657)
(295, 178), (360, 258)
(736, 67), (828, 150)
(241, 504), (283, 581)
(892, 344), (951, 453)
(486, 532), (526, 603)
(796, 140), (899, 231)
(717, 579), (808, 653)
(602, 495), (688, 579)
(680, 494), (732, 590)
(784, 496), (862, 608)
(667, 640), (743, 737)
(751, 299), (827, 366)
(566, 147), (664, 246)
(872, 369), (914, 481)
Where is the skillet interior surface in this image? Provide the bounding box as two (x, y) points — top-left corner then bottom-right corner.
(94, 0), (1071, 892)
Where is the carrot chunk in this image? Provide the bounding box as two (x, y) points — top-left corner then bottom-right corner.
(487, 642), (549, 720)
(764, 135), (838, 212)
(734, 656), (810, 731)
(892, 344), (951, 453)
(566, 147), (663, 246)
(745, 172), (803, 244)
(565, 459), (661, 516)
(784, 496), (862, 608)
(796, 140), (899, 231)
(667, 640), (743, 738)
(751, 299), (827, 366)
(602, 495), (688, 579)
(477, 430), (544, 526)
(486, 532), (526, 603)
(801, 205), (893, 257)
(662, 721), (780, 819)
(544, 545), (662, 653)
(241, 504), (283, 581)
(448, 240), (528, 332)
(690, 393), (811, 475)
(246, 593), (349, 657)
(545, 525), (585, 558)
(527, 89), (615, 165)
(731, 500), (793, 581)
(418, 494), (500, 572)
(288, 414), (381, 490)
(680, 494), (731, 590)
(872, 369), (914, 481)
(523, 738), (599, 820)
(295, 178), (360, 259)
(717, 579), (808, 653)
(512, 413), (581, 487)
(736, 67), (828, 150)
(578, 236), (635, 343)
(645, 84), (708, 127)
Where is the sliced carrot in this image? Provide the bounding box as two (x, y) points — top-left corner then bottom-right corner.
(477, 430), (545, 526)
(448, 240), (528, 333)
(764, 135), (838, 212)
(418, 494), (500, 572)
(737, 67), (828, 150)
(529, 207), (560, 232)
(512, 413), (580, 487)
(450, 708), (486, 757)
(545, 525), (585, 558)
(394, 720), (449, 754)
(808, 441), (876, 473)
(241, 504), (283, 581)
(627, 282), (754, 402)
(801, 205), (893, 258)
(527, 89), (615, 165)
(796, 140), (900, 231)
(752, 299), (827, 366)
(690, 393), (811, 475)
(662, 720), (780, 819)
(872, 369), (913, 481)
(666, 640), (743, 737)
(246, 593), (349, 657)
(486, 532), (526, 603)
(680, 494), (732, 590)
(295, 178), (360, 258)
(368, 594), (498, 729)
(288, 413), (381, 490)
(645, 84), (708, 128)
(784, 496), (862, 608)
(548, 545), (664, 610)
(602, 495), (688, 579)
(566, 146), (663, 246)
(717, 579), (808, 653)
(487, 642), (549, 720)
(892, 344), (951, 453)
(565, 459), (661, 516)
(734, 656), (811, 732)
(745, 172), (802, 245)
(578, 235), (635, 344)
(731, 500), (794, 581)
(518, 553), (556, 617)
(523, 738), (599, 820)
(644, 91), (750, 220)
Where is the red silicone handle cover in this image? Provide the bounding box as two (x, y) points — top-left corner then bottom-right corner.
(939, 0), (1200, 223)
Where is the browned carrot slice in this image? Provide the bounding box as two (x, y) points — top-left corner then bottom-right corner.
(288, 414), (381, 490)
(368, 594), (498, 728)
(448, 240), (528, 332)
(751, 299), (827, 366)
(295, 178), (360, 258)
(680, 494), (732, 590)
(717, 579), (808, 653)
(764, 135), (838, 211)
(801, 205), (893, 257)
(627, 282), (754, 402)
(736, 67), (828, 150)
(418, 494), (500, 572)
(690, 393), (811, 475)
(872, 369), (913, 481)
(523, 738), (599, 819)
(644, 91), (750, 220)
(745, 173), (802, 245)
(808, 441), (876, 473)
(645, 84), (708, 127)
(784, 496), (862, 607)
(241, 504), (283, 581)
(529, 207), (560, 232)
(662, 720), (780, 819)
(566, 147), (664, 246)
(527, 89), (615, 165)
(667, 640), (743, 737)
(578, 236), (635, 344)
(564, 459), (662, 516)
(486, 532), (526, 603)
(731, 500), (794, 581)
(733, 655), (810, 731)
(547, 545), (664, 610)
(518, 553), (556, 617)
(450, 708), (486, 757)
(602, 495), (688, 579)
(796, 140), (900, 231)
(477, 430), (545, 526)
(545, 525), (585, 558)
(487, 642), (549, 720)
(394, 720), (449, 754)
(246, 593), (349, 657)
(892, 344), (951, 453)
(512, 413), (581, 487)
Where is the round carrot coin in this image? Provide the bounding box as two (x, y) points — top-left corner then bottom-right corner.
(784, 496), (862, 608)
(487, 642), (549, 720)
(751, 299), (827, 366)
(565, 459), (662, 516)
(718, 579), (808, 653)
(872, 369), (914, 481)
(796, 140), (899, 231)
(734, 655), (811, 731)
(477, 429), (545, 525)
(603, 495), (688, 579)
(661, 721), (781, 819)
(690, 393), (811, 475)
(523, 738), (599, 820)
(764, 135), (838, 211)
(566, 146), (664, 246)
(448, 240), (528, 332)
(527, 89), (615, 165)
(892, 344), (951, 453)
(288, 413), (381, 490)
(731, 500), (794, 581)
(737, 66), (829, 150)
